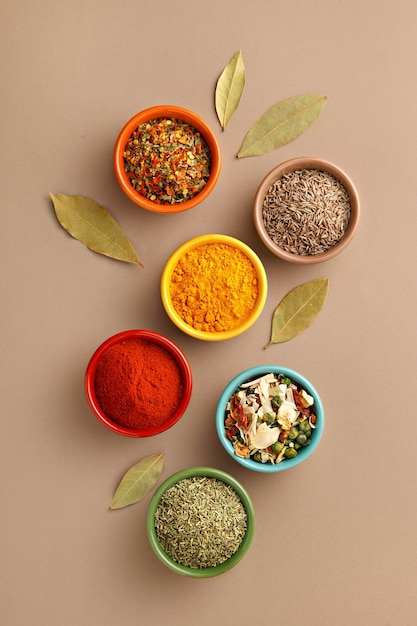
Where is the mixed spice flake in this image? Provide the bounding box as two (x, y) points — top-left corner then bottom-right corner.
(123, 117), (211, 205)
(224, 373), (317, 464)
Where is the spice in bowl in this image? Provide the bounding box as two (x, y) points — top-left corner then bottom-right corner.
(216, 365), (325, 473)
(147, 467), (255, 577)
(123, 117), (211, 205)
(263, 168), (351, 255)
(254, 157), (360, 264)
(94, 339), (182, 430)
(85, 330), (192, 437)
(224, 372), (317, 465)
(154, 476), (247, 569)
(161, 234), (268, 341)
(170, 242), (258, 332)
(113, 105), (222, 213)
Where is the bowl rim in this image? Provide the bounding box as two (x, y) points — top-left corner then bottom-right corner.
(84, 329), (192, 437)
(146, 466), (255, 577)
(254, 156), (360, 264)
(216, 364), (325, 473)
(113, 104), (222, 213)
(160, 233), (268, 341)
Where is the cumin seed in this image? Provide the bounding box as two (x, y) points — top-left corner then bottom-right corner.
(262, 169), (351, 256)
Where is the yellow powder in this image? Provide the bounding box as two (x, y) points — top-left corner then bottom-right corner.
(170, 242), (259, 333)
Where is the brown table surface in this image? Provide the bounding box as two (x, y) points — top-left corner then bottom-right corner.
(2, 1), (416, 624)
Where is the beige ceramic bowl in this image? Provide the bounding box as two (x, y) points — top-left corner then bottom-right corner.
(254, 157), (360, 264)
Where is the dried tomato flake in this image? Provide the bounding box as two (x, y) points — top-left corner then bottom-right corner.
(123, 117), (211, 205)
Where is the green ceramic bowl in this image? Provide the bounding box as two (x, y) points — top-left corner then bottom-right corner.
(146, 467), (255, 577)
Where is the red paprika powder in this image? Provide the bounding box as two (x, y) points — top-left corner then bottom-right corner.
(94, 338), (184, 430)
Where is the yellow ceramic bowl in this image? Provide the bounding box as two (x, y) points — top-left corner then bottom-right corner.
(160, 234), (268, 341)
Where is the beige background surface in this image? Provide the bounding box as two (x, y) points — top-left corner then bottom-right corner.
(2, 1), (416, 624)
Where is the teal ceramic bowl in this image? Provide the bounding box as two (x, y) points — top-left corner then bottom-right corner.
(216, 365), (324, 473)
(146, 467), (255, 577)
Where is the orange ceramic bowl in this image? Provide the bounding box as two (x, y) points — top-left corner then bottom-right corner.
(113, 105), (222, 213)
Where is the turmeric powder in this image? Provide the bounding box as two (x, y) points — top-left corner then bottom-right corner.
(169, 242), (259, 333)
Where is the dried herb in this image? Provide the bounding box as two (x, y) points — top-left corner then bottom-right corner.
(265, 278), (329, 348)
(215, 50), (246, 130)
(50, 193), (143, 266)
(123, 118), (211, 205)
(110, 452), (164, 510)
(154, 476), (247, 568)
(237, 94), (328, 158)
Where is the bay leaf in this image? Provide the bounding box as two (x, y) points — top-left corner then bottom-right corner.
(237, 94), (328, 158)
(264, 278), (329, 348)
(215, 50), (246, 130)
(110, 452), (164, 510)
(50, 193), (143, 266)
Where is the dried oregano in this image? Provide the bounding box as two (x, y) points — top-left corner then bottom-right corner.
(154, 476), (247, 568)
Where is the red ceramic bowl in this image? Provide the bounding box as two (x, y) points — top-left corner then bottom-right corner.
(85, 329), (192, 437)
(113, 105), (222, 213)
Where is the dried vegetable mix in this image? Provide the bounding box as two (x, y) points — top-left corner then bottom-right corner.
(224, 373), (317, 464)
(154, 476), (247, 568)
(123, 117), (211, 205)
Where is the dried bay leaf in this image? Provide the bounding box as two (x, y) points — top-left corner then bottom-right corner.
(111, 452), (164, 510)
(215, 50), (246, 130)
(237, 94), (328, 158)
(265, 278), (329, 348)
(50, 193), (143, 266)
